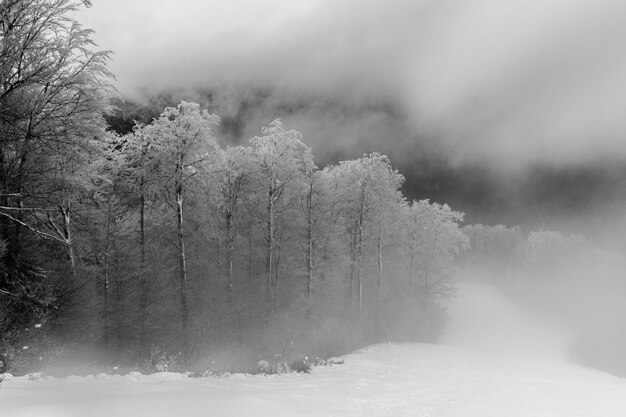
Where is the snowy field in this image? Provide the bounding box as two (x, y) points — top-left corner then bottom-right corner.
(3, 284), (626, 417)
(4, 343), (626, 417)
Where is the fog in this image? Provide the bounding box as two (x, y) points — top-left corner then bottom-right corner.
(82, 0), (626, 170)
(81, 0), (626, 227)
(440, 283), (569, 362)
(454, 221), (626, 377)
(75, 0), (626, 377)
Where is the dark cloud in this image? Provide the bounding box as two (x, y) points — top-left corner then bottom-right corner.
(83, 0), (626, 170)
(84, 0), (626, 234)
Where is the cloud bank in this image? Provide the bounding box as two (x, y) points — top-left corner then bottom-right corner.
(82, 0), (626, 170)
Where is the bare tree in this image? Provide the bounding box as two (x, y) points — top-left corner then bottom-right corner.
(0, 0), (114, 357)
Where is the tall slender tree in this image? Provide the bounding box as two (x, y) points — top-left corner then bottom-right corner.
(250, 119), (309, 312)
(134, 102), (219, 352)
(0, 0), (114, 366)
(329, 153), (404, 311)
(211, 146), (255, 305)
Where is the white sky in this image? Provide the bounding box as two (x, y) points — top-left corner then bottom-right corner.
(79, 0), (626, 169)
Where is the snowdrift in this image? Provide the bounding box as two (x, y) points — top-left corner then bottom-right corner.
(3, 342), (626, 417)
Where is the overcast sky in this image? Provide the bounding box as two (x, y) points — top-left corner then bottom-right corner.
(80, 0), (626, 171)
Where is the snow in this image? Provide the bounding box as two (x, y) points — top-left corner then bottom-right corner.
(3, 284), (626, 416)
(3, 343), (626, 416)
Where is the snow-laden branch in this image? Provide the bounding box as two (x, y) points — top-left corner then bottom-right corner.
(0, 211), (69, 246)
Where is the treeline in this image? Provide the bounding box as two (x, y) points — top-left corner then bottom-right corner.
(460, 224), (626, 376)
(460, 223), (626, 327)
(0, 1), (468, 374)
(1, 101), (468, 373)
(460, 224), (601, 279)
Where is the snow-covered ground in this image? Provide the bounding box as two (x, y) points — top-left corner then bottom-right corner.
(3, 284), (626, 417)
(4, 343), (626, 417)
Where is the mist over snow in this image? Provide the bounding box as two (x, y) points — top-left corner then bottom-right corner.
(82, 0), (626, 170)
(72, 0), (626, 365)
(440, 283), (570, 362)
(9, 4), (626, 415)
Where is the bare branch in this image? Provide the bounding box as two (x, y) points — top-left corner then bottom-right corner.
(0, 206), (56, 212)
(46, 213), (66, 241)
(0, 288), (18, 298)
(0, 211), (68, 246)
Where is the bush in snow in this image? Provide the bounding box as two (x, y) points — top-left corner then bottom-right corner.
(146, 346), (181, 373)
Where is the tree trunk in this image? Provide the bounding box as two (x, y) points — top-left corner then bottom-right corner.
(319, 198), (338, 284)
(306, 181), (314, 300)
(103, 274), (109, 350)
(45, 202), (78, 285)
(273, 251), (280, 312)
(175, 182), (188, 344)
(10, 137), (28, 273)
(0, 146), (17, 292)
(266, 188), (274, 307)
(60, 204), (76, 279)
(102, 197), (114, 351)
(216, 238), (222, 269)
(356, 185), (366, 311)
(225, 211), (234, 305)
(377, 219), (383, 307)
(424, 235), (438, 301)
(349, 230), (356, 304)
(356, 229), (363, 312)
(424, 268), (429, 300)
(138, 178), (149, 358)
(409, 231), (416, 290)
(114, 255), (123, 357)
(248, 222), (255, 281)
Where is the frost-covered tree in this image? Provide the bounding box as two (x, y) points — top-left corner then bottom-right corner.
(0, 0), (114, 369)
(298, 146), (318, 300)
(460, 224), (524, 275)
(250, 120), (310, 311)
(405, 200), (467, 301)
(211, 145), (256, 305)
(327, 153), (404, 310)
(134, 102), (220, 348)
